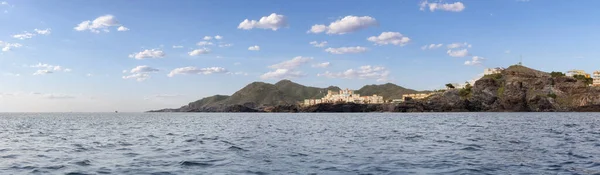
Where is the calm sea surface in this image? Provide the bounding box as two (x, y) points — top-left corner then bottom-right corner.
(1, 113), (600, 174)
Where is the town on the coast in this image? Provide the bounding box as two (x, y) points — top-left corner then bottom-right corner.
(303, 67), (600, 106)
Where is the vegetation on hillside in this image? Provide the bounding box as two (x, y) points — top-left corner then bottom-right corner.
(573, 75), (593, 86)
(550, 71), (565, 77)
(355, 83), (419, 100)
(458, 82), (472, 98)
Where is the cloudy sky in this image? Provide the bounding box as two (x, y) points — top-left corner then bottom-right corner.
(1, 0), (599, 112)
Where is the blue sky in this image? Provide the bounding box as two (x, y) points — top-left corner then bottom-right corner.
(1, 0), (600, 112)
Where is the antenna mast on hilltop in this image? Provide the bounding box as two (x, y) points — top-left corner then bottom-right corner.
(518, 55), (523, 66)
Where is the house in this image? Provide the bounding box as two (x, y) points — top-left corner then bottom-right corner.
(484, 67), (504, 75)
(566, 70), (590, 78)
(593, 71), (600, 87)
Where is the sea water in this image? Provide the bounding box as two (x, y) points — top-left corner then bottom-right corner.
(1, 113), (599, 174)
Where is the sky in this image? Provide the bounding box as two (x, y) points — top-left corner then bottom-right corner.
(1, 0), (600, 112)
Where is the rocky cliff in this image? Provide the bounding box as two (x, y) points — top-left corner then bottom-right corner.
(424, 65), (600, 112)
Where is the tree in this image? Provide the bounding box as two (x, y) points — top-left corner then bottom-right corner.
(445, 83), (455, 89)
(573, 74), (593, 86)
(550, 71), (565, 77)
(464, 82), (472, 90)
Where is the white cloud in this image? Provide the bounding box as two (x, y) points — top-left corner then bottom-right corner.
(214, 35), (223, 40)
(312, 62), (331, 68)
(30, 63), (71, 73)
(203, 36), (213, 40)
(172, 45), (183, 48)
(122, 73), (150, 82)
(12, 32), (34, 39)
(325, 46), (368, 54)
(238, 13), (288, 31)
(122, 66), (160, 82)
(167, 67), (227, 77)
(226, 72), (249, 76)
(43, 94), (75, 100)
(33, 70), (53, 75)
(505, 50), (511, 54)
(234, 62), (241, 65)
(421, 44), (443, 50)
(260, 56), (313, 80)
(3, 73), (20, 77)
(447, 42), (471, 49)
(260, 69), (305, 79)
(0, 41), (22, 51)
(130, 65), (159, 73)
(11, 29), (51, 40)
(86, 73), (93, 77)
(128, 49), (165, 59)
(248, 45), (260, 51)
(367, 32), (410, 46)
(74, 15), (126, 33)
(269, 56), (313, 69)
(188, 48), (210, 56)
(309, 41), (327, 47)
(1, 1), (7, 5)
(308, 16), (378, 35)
(447, 49), (469, 57)
(117, 26), (129, 31)
(34, 28), (51, 35)
(219, 43), (233, 48)
(197, 41), (214, 46)
(420, 0), (466, 12)
(465, 56), (485, 66)
(308, 25), (328, 34)
(318, 65), (390, 82)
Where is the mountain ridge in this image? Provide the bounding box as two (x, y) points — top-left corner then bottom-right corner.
(150, 79), (420, 112)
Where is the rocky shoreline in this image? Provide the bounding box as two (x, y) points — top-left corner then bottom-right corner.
(149, 65), (600, 113)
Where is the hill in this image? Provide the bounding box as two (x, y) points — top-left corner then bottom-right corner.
(150, 80), (415, 112)
(355, 83), (420, 101)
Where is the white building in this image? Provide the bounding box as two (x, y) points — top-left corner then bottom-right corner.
(593, 71), (600, 87)
(484, 67), (504, 75)
(303, 89), (384, 106)
(566, 70), (590, 78)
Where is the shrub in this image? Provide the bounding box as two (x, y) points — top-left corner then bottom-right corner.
(547, 93), (557, 99)
(459, 82), (473, 98)
(550, 71), (565, 77)
(445, 83), (455, 89)
(573, 75), (593, 85)
(485, 73), (503, 80)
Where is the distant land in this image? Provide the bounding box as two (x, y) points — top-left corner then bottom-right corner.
(149, 65), (600, 112)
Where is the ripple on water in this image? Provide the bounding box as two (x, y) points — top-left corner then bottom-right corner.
(1, 154), (18, 159)
(43, 165), (65, 170)
(74, 160), (92, 166)
(179, 161), (213, 167)
(228, 146), (248, 152)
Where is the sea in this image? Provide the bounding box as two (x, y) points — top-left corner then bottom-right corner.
(1, 113), (599, 175)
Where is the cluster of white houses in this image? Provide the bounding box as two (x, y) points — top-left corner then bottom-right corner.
(303, 89), (385, 106)
(566, 70), (600, 86)
(303, 89), (436, 106)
